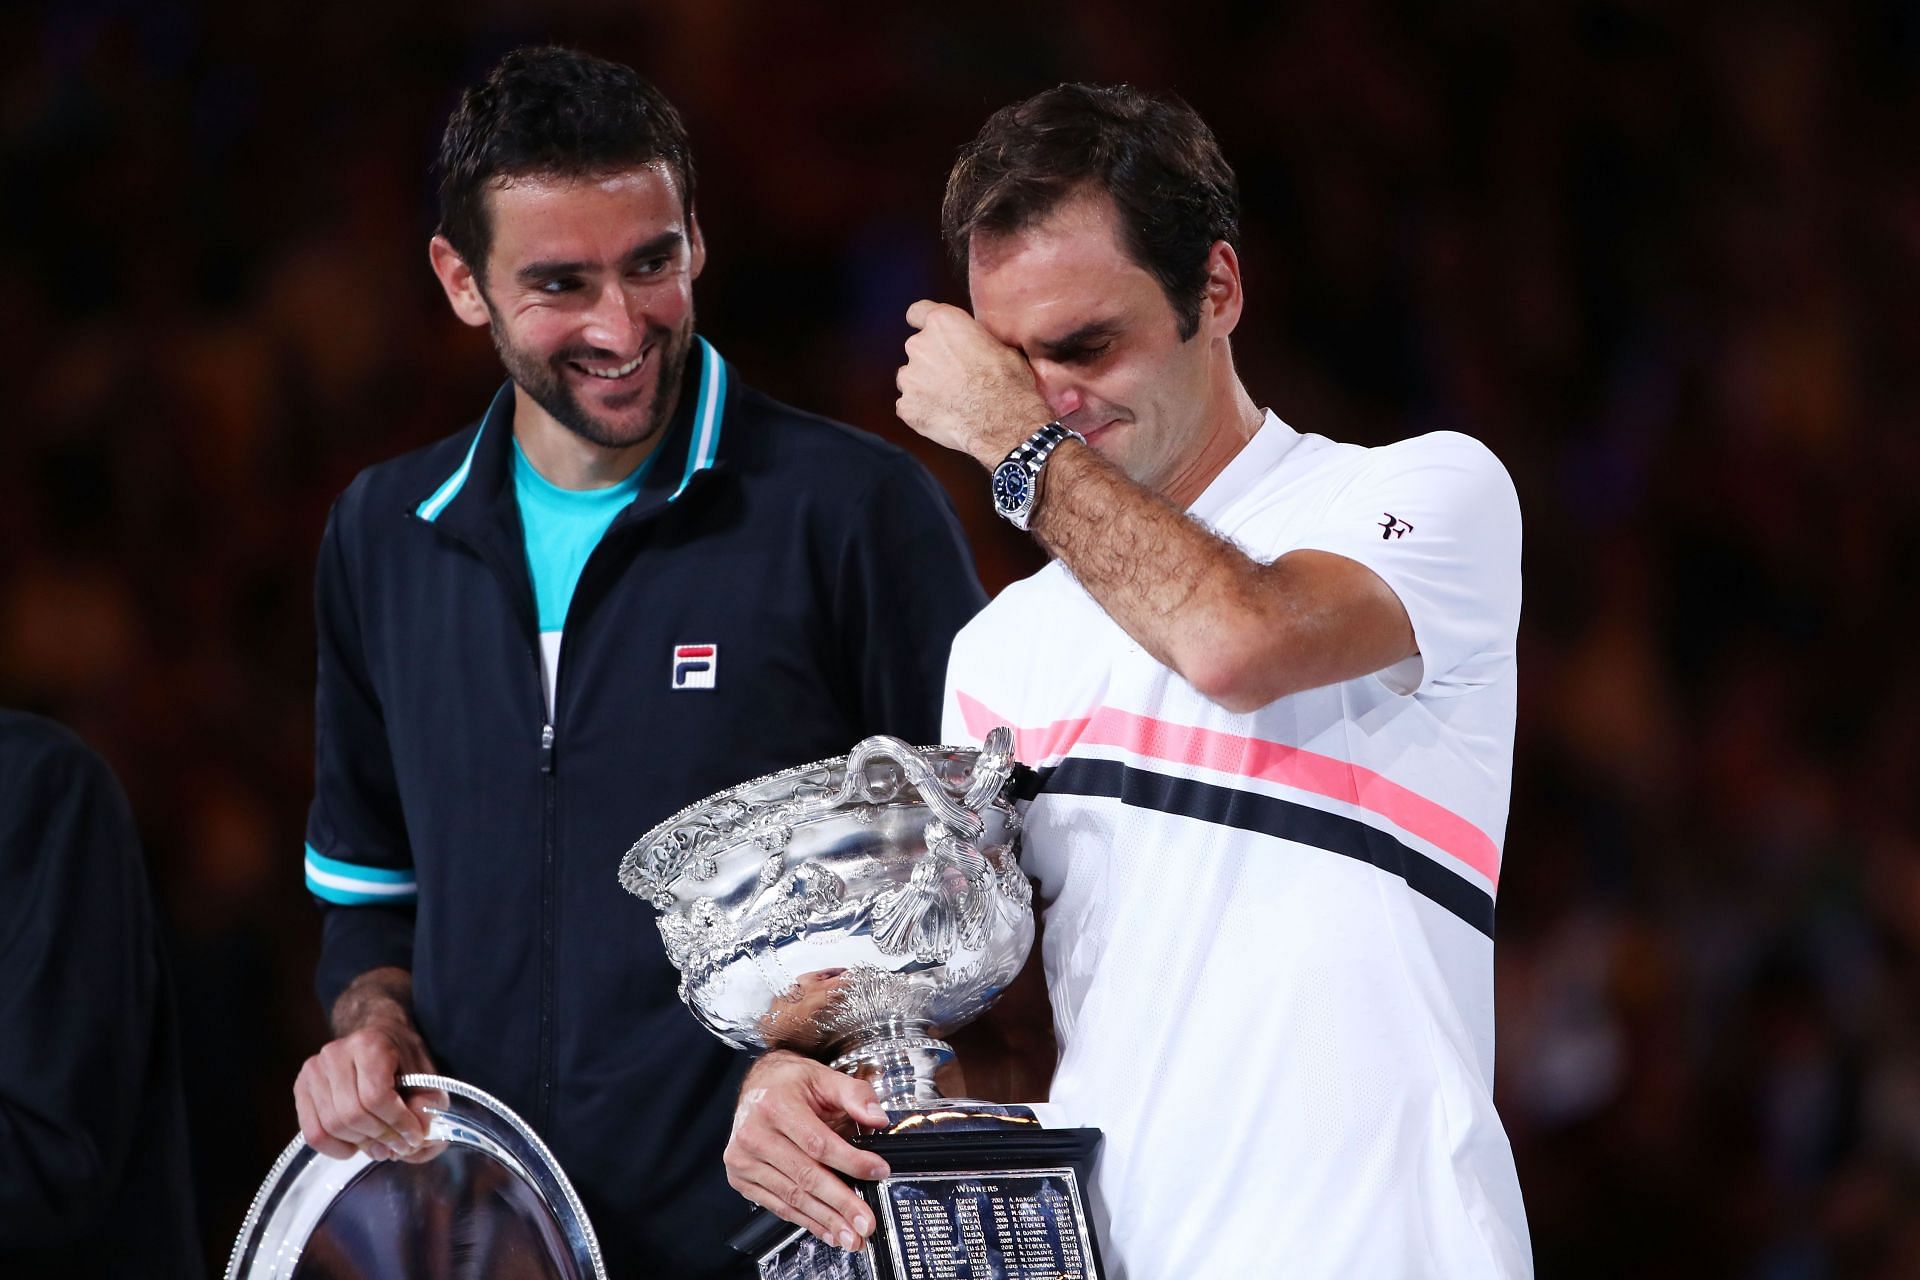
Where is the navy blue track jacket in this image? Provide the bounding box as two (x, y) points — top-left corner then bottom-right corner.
(303, 338), (986, 1276)
(0, 712), (202, 1276)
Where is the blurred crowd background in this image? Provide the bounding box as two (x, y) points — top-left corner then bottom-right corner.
(3, 0), (1916, 1274)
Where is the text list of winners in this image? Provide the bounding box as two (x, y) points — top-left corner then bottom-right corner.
(883, 1174), (1089, 1280)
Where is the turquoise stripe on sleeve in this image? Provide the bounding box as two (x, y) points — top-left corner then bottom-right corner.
(304, 844), (418, 905)
(306, 847), (413, 883)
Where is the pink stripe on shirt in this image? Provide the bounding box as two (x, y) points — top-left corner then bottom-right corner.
(955, 689), (1501, 887)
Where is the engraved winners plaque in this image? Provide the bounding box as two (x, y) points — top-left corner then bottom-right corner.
(618, 730), (1108, 1280)
(880, 1170), (1094, 1280)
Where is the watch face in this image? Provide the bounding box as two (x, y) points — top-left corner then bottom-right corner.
(992, 459), (1033, 513)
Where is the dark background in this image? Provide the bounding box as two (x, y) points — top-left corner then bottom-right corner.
(3, 0), (1917, 1274)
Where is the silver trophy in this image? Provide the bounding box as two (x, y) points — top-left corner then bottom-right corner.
(620, 730), (1107, 1280)
(618, 728), (1031, 1110)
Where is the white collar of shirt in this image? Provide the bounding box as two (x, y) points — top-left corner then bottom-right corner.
(1186, 409), (1300, 525)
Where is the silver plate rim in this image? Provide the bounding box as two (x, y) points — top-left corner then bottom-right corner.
(224, 1071), (607, 1280)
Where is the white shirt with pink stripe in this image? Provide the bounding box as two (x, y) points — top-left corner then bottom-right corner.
(944, 412), (1532, 1278)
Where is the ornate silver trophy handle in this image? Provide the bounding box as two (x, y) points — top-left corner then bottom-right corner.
(833, 728), (1012, 838)
(961, 726), (1016, 813)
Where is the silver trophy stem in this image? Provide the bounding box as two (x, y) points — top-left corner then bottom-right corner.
(830, 1024), (955, 1111)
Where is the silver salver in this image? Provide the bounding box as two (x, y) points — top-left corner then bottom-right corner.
(226, 1074), (605, 1279)
(618, 729), (1031, 1110)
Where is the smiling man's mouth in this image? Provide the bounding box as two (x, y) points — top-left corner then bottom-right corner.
(574, 350), (646, 381)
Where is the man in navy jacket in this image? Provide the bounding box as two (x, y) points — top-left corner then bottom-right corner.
(0, 712), (202, 1277)
(291, 47), (984, 1277)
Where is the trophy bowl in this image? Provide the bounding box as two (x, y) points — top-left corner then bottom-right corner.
(618, 729), (1030, 1110)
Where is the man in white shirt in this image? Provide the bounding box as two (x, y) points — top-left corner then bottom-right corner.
(724, 82), (1532, 1277)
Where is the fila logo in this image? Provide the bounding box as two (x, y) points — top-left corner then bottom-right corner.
(672, 644), (717, 690)
(1379, 513), (1413, 540)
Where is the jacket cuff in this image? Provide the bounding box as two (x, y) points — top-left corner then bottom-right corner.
(314, 904), (415, 1015)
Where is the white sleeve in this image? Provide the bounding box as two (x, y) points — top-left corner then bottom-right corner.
(941, 673), (970, 745)
(940, 631), (983, 746)
(1289, 431), (1521, 697)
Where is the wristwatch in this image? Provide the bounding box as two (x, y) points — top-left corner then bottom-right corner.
(990, 421), (1085, 531)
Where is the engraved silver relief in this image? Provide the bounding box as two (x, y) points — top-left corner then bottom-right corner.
(618, 730), (1033, 1108)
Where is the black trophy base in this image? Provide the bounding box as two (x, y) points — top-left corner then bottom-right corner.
(732, 1122), (1107, 1280)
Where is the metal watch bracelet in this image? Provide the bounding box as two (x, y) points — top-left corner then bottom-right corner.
(993, 421), (1085, 530)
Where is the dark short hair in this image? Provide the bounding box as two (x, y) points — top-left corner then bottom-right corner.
(942, 84), (1240, 340)
(436, 46), (695, 277)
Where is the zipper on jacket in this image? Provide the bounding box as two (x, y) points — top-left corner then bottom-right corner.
(536, 654), (557, 1128)
(537, 748), (558, 1130)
